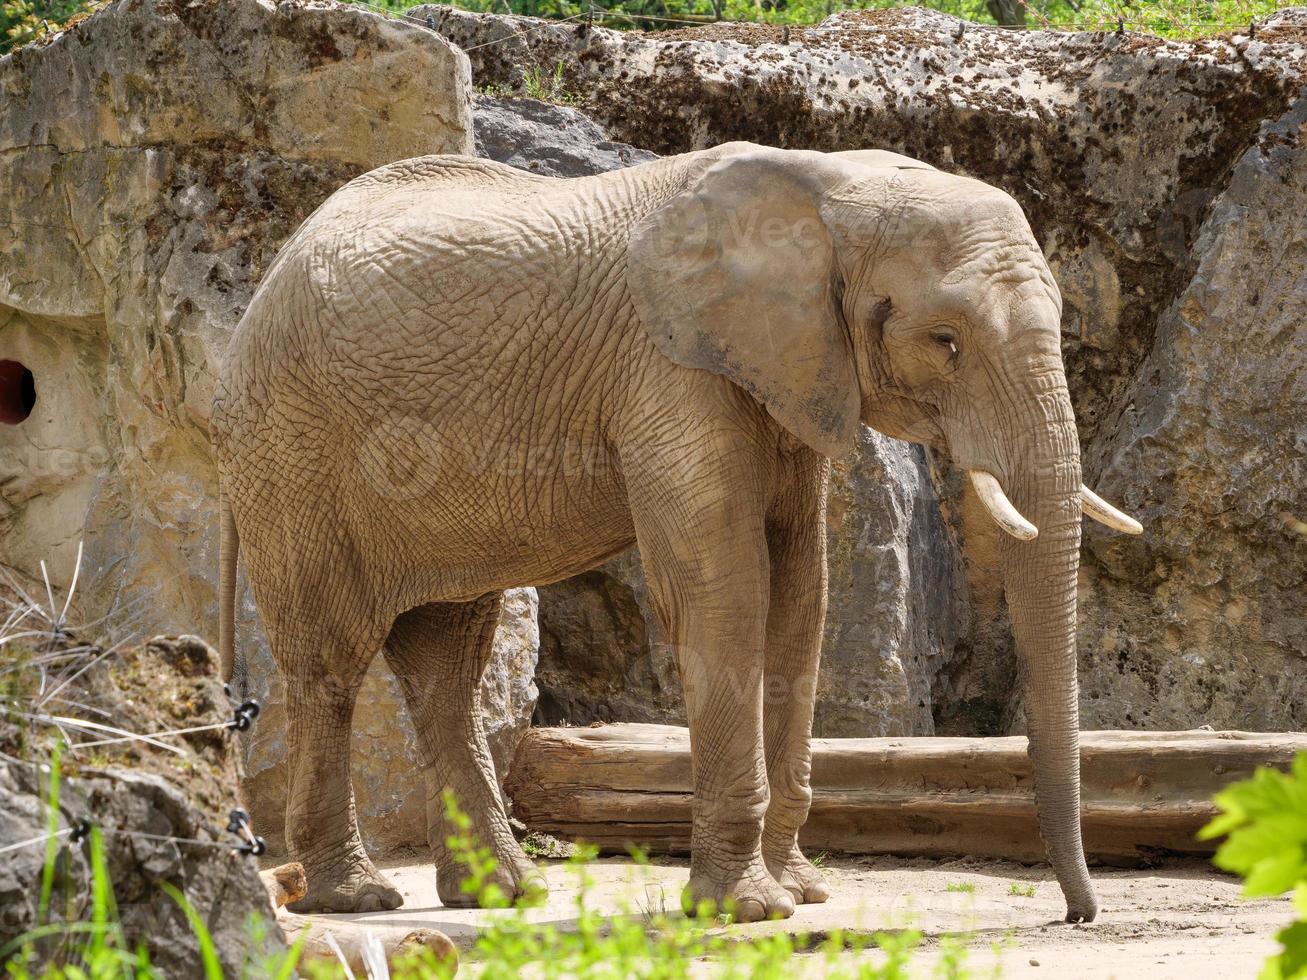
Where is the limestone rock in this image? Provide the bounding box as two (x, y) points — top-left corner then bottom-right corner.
(1078, 91), (1307, 731)
(820, 431), (966, 736)
(474, 95), (657, 177)
(0, 633), (278, 975)
(536, 550), (685, 727)
(0, 0), (502, 858)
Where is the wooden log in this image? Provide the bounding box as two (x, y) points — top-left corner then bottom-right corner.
(504, 724), (1307, 863)
(259, 862), (307, 910)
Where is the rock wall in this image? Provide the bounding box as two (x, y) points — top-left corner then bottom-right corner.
(4, 0), (1305, 882)
(1080, 90), (1307, 730)
(0, 0), (537, 856)
(0, 635), (280, 975)
(425, 4), (1307, 734)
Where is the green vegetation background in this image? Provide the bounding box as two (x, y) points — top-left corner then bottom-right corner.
(1, 0), (1295, 54)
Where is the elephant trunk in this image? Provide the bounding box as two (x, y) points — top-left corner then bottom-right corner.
(996, 364), (1097, 924)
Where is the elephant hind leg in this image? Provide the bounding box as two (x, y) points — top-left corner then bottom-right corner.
(258, 588), (402, 914)
(383, 595), (542, 909)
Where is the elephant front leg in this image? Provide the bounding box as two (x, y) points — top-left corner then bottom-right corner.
(674, 602), (797, 923)
(631, 477), (795, 923)
(760, 470), (831, 905)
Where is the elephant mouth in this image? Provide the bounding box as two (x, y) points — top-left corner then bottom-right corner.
(968, 469), (1143, 540)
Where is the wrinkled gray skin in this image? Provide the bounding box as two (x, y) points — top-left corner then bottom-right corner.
(214, 142), (1108, 923)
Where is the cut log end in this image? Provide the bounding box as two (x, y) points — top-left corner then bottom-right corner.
(260, 862), (307, 909)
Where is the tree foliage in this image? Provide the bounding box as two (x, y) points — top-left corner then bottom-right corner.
(376, 0), (1289, 34)
(1, 0), (1292, 53)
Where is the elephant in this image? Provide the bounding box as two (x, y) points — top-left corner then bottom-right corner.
(212, 141), (1141, 923)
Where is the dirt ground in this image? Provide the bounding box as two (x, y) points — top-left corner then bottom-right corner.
(276, 853), (1291, 978)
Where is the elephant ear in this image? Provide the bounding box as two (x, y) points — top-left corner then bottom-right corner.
(626, 147), (864, 459)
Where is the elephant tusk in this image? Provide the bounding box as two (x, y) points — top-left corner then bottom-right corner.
(1080, 485), (1144, 535)
(969, 471), (1039, 541)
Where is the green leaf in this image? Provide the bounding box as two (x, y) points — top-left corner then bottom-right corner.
(1206, 753), (1307, 979)
(1214, 816), (1307, 888)
(1244, 849), (1307, 900)
(1267, 920), (1307, 980)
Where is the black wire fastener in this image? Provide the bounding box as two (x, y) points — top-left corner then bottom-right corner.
(226, 808), (267, 857)
(231, 700), (260, 732)
(69, 818), (92, 844)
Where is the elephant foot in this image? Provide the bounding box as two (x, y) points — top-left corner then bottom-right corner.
(764, 844), (830, 905)
(437, 842), (545, 908)
(287, 851), (404, 914)
(682, 853), (796, 923)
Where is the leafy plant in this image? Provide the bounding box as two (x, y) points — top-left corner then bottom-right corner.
(521, 61), (580, 105)
(1, 0), (105, 52)
(433, 791), (987, 978)
(1007, 883), (1036, 898)
(1200, 752), (1307, 980)
(945, 882), (976, 894)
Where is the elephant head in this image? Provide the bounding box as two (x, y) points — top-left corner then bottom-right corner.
(626, 143), (1142, 923)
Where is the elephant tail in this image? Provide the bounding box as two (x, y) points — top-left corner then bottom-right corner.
(219, 491), (240, 684)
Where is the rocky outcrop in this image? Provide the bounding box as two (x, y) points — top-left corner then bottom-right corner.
(0, 0), (538, 857)
(474, 94), (657, 176)
(0, 635), (278, 975)
(424, 5), (1307, 734)
(1079, 89), (1307, 730)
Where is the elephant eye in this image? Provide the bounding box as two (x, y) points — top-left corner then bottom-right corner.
(931, 332), (959, 356)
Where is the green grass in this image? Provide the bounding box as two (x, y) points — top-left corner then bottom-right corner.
(3, 773), (995, 977)
(480, 60), (582, 104)
(945, 881), (977, 894)
(1007, 883), (1036, 898)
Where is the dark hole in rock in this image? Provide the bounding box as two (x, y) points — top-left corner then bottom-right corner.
(0, 359), (36, 424)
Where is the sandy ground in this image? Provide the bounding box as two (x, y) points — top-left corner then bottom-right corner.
(276, 853), (1292, 978)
